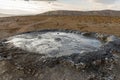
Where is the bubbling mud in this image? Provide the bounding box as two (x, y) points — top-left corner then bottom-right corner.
(6, 30), (102, 57)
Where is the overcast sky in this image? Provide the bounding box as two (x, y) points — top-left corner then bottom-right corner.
(58, 0), (120, 10)
(0, 0), (120, 11)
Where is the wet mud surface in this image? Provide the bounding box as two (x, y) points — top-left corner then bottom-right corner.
(6, 30), (102, 57)
(0, 29), (120, 80)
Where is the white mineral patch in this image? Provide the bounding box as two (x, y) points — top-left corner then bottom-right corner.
(6, 31), (102, 57)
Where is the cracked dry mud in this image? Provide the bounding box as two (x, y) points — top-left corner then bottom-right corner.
(0, 29), (120, 80)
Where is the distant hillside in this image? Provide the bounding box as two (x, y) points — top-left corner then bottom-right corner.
(40, 10), (120, 16)
(0, 13), (12, 17)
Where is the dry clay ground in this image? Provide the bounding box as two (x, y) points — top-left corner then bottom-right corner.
(0, 15), (120, 80)
(0, 15), (120, 39)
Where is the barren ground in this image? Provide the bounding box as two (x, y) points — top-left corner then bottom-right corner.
(0, 15), (120, 80)
(0, 15), (120, 39)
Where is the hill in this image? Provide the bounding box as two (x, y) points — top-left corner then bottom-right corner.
(41, 10), (120, 16)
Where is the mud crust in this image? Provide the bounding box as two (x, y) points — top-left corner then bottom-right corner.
(0, 29), (120, 80)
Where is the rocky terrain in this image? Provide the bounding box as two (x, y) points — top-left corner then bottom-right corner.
(0, 10), (120, 80)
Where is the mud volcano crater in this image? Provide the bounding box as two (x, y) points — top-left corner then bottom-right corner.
(6, 29), (103, 57)
(3, 29), (120, 64)
(0, 29), (120, 80)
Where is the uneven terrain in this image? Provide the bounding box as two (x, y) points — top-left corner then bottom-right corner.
(0, 11), (120, 80)
(0, 13), (120, 39)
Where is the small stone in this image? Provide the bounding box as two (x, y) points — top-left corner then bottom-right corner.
(107, 35), (117, 42)
(92, 60), (102, 65)
(87, 74), (96, 80)
(75, 62), (86, 70)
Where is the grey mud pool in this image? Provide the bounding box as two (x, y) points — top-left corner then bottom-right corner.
(6, 30), (102, 57)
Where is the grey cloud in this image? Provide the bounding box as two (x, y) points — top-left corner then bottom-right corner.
(92, 0), (117, 4)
